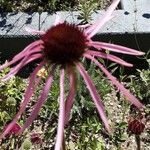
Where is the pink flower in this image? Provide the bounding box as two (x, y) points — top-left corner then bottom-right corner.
(4, 122), (21, 136)
(0, 0), (145, 149)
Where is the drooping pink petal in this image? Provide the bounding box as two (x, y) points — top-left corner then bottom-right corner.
(3, 123), (21, 136)
(85, 15), (113, 37)
(55, 69), (65, 150)
(85, 50), (133, 67)
(1, 46), (43, 82)
(85, 55), (144, 109)
(0, 61), (45, 139)
(89, 41), (145, 55)
(12, 44), (43, 63)
(0, 41), (43, 72)
(86, 0), (120, 38)
(1, 53), (42, 81)
(17, 53), (43, 69)
(1, 56), (30, 81)
(19, 66), (54, 134)
(76, 63), (110, 132)
(25, 27), (45, 35)
(65, 67), (76, 125)
(12, 40), (43, 61)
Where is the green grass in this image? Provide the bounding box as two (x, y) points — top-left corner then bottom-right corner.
(0, 0), (111, 12)
(0, 0), (111, 24)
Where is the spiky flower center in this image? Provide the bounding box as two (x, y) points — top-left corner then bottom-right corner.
(128, 118), (145, 135)
(42, 23), (87, 66)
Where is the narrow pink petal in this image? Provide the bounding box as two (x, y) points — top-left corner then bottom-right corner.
(12, 40), (43, 60)
(1, 49), (43, 81)
(20, 53), (43, 67)
(85, 15), (113, 36)
(65, 67), (76, 125)
(55, 69), (65, 150)
(19, 66), (54, 133)
(85, 55), (144, 109)
(85, 50), (133, 67)
(1, 56), (30, 81)
(25, 27), (45, 35)
(12, 44), (43, 64)
(0, 61), (45, 139)
(89, 41), (145, 55)
(86, 0), (120, 38)
(76, 63), (110, 132)
(1, 59), (28, 81)
(0, 40), (43, 72)
(13, 54), (43, 76)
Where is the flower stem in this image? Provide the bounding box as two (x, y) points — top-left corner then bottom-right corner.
(135, 135), (141, 150)
(62, 134), (66, 150)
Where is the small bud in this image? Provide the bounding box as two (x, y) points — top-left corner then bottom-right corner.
(21, 139), (32, 150)
(31, 133), (42, 144)
(6, 97), (16, 106)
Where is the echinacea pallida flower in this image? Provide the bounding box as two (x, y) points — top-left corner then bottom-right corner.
(0, 0), (145, 149)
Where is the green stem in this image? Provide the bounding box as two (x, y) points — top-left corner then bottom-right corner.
(135, 135), (141, 150)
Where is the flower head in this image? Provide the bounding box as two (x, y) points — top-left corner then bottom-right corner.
(128, 115), (146, 135)
(0, 0), (145, 149)
(42, 23), (87, 66)
(31, 133), (42, 144)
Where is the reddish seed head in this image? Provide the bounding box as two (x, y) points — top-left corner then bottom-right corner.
(42, 22), (87, 66)
(128, 117), (145, 135)
(31, 133), (42, 144)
